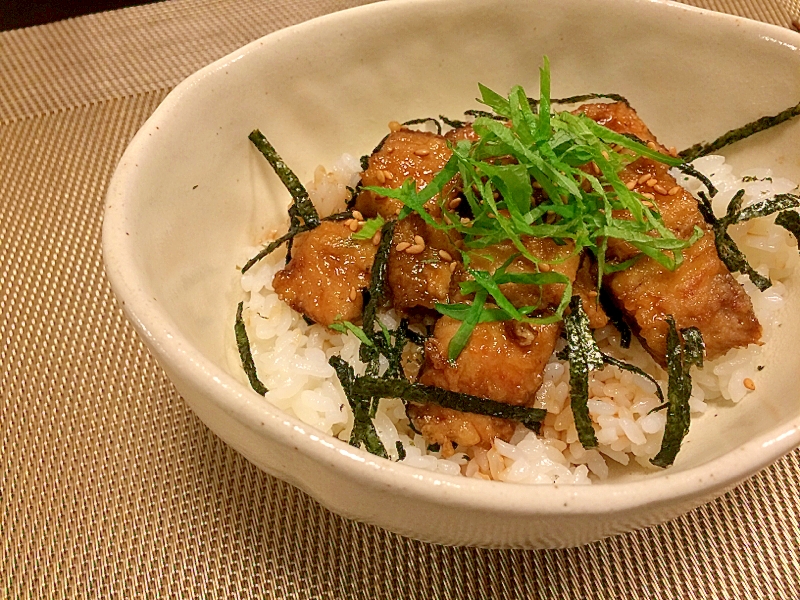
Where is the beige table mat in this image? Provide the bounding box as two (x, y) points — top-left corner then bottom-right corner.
(1, 0), (799, 597)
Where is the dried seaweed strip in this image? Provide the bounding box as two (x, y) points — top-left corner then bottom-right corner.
(680, 99), (800, 161)
(562, 296), (603, 448)
(776, 210), (800, 245)
(402, 117), (442, 135)
(360, 220), (397, 373)
(352, 375), (546, 430)
(248, 130), (319, 228)
(650, 318), (704, 468)
(733, 193), (800, 224)
(235, 302), (268, 395)
(527, 92), (630, 109)
(330, 356), (388, 458)
(713, 192), (800, 291)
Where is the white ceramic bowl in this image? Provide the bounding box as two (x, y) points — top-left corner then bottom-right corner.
(103, 0), (800, 548)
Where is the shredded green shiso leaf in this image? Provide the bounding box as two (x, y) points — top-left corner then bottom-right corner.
(366, 57), (701, 359)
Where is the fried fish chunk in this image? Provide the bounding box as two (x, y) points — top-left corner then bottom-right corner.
(577, 102), (761, 362)
(272, 220), (376, 326)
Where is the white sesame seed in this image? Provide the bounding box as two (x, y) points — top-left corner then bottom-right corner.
(743, 378), (756, 391)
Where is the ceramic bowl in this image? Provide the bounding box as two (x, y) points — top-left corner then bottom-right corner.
(103, 0), (800, 548)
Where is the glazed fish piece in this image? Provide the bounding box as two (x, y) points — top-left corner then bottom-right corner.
(409, 238), (579, 453)
(387, 213), (461, 311)
(272, 220), (376, 326)
(355, 128), (456, 219)
(577, 102), (761, 361)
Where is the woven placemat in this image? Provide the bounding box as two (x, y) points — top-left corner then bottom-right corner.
(1, 0), (799, 597)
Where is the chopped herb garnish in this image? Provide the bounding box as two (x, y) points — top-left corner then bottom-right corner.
(367, 58), (697, 357)
(329, 321), (374, 347)
(235, 301), (268, 395)
(650, 318), (704, 468)
(352, 215), (386, 240)
(679, 99), (800, 161)
(560, 296), (604, 448)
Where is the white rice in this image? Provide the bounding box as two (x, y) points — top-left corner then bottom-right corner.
(237, 155), (799, 484)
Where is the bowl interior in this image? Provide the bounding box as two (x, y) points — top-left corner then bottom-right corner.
(107, 0), (800, 484)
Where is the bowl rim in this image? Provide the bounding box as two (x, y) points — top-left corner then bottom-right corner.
(102, 0), (800, 518)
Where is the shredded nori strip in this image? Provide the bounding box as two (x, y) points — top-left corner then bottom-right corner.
(702, 191), (800, 291)
(330, 356), (388, 458)
(359, 220), (397, 373)
(395, 441), (407, 460)
(240, 210), (353, 274)
(561, 296), (604, 448)
(235, 301), (268, 395)
(679, 160), (800, 291)
(248, 130), (319, 228)
(528, 92), (630, 109)
(776, 210), (800, 245)
(599, 286), (632, 349)
(676, 163), (718, 200)
(402, 117), (442, 135)
(349, 371), (546, 430)
(679, 99), (800, 161)
(440, 114), (466, 129)
(463, 108), (504, 120)
(651, 319), (704, 468)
